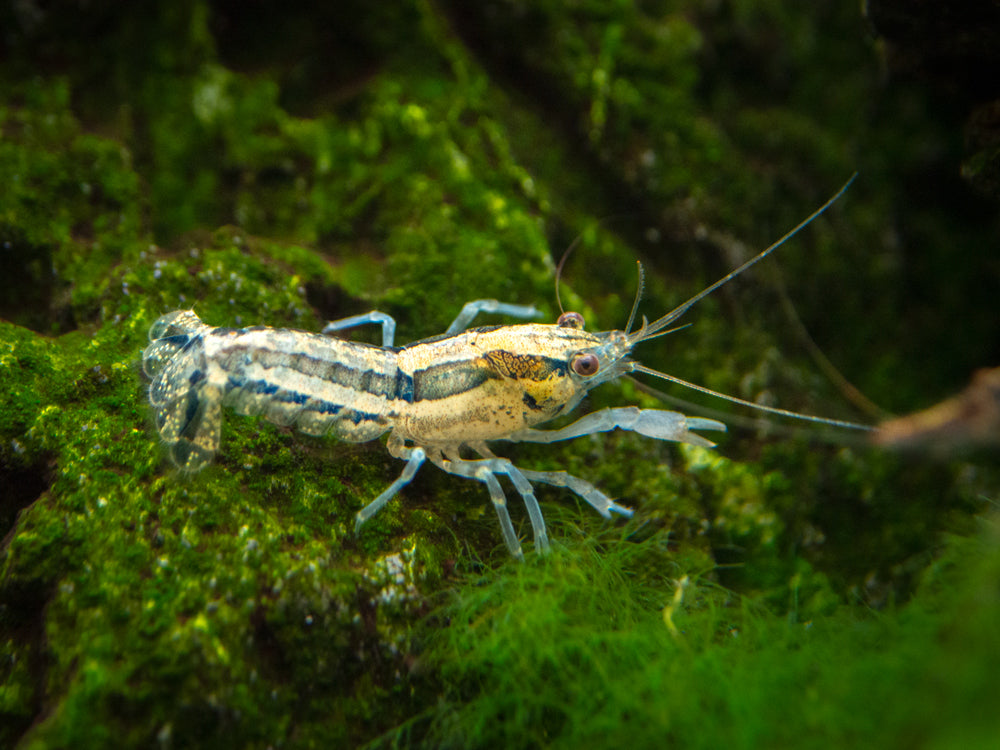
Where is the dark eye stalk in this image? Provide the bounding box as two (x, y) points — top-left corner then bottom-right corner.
(571, 353), (600, 376)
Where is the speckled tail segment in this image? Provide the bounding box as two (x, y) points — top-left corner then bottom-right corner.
(143, 310), (402, 471)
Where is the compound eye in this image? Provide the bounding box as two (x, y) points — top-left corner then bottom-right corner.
(571, 353), (600, 377)
(557, 311), (585, 329)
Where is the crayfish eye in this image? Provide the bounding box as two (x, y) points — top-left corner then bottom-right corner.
(557, 311), (585, 329)
(571, 353), (600, 377)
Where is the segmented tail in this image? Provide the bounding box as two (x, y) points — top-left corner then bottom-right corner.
(142, 310), (221, 472)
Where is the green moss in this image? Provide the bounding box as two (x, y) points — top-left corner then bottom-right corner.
(0, 78), (144, 333)
(410, 515), (1000, 749)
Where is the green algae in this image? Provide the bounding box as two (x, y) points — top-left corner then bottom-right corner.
(1, 1), (998, 748)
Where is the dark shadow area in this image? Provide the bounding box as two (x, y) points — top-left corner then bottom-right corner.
(0, 568), (53, 749)
(0, 459), (49, 540)
(208, 0), (423, 116)
(0, 228), (75, 335)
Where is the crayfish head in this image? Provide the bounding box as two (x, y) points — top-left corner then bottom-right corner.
(553, 313), (635, 393)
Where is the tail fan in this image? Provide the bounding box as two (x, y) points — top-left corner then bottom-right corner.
(143, 311), (221, 472)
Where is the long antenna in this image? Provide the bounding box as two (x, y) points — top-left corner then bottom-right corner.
(631, 173), (857, 343)
(632, 364), (873, 431)
(627, 375), (874, 445)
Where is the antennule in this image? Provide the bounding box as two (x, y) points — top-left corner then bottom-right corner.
(624, 261), (645, 336)
(630, 173), (857, 343)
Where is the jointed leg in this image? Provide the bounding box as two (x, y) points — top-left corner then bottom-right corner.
(481, 469), (524, 560)
(517, 468), (634, 519)
(323, 311), (397, 348)
(505, 407), (726, 448)
(355, 443), (425, 532)
(445, 299), (542, 334)
(429, 451), (550, 557)
(470, 440), (631, 522)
